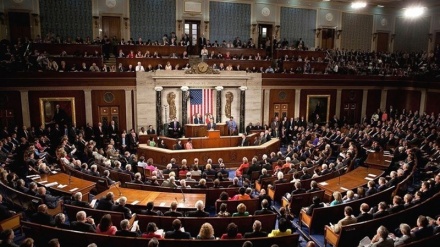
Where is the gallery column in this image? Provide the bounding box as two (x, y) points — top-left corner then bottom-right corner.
(181, 86), (189, 127)
(154, 86), (163, 135)
(215, 86), (224, 123)
(239, 86), (247, 133)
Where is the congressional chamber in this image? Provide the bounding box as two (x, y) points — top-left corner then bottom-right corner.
(1, 0), (440, 247)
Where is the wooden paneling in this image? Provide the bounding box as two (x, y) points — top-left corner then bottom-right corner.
(28, 91), (85, 128)
(101, 16), (121, 39)
(269, 89), (295, 120)
(0, 91), (23, 128)
(340, 89), (363, 124)
(299, 89), (337, 121)
(386, 90), (421, 113)
(376, 32), (389, 52)
(426, 92), (440, 114)
(8, 12), (31, 43)
(91, 90), (127, 131)
(366, 89), (381, 117)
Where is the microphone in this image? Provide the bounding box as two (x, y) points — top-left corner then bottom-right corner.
(337, 168), (342, 185)
(180, 186), (186, 203)
(113, 182), (122, 196)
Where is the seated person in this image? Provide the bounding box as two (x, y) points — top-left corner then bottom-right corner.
(221, 222), (243, 239)
(232, 203), (249, 217)
(96, 214), (117, 235)
(329, 191), (343, 206)
(115, 219), (141, 237)
(96, 192), (114, 211)
(71, 192), (91, 208)
(71, 211), (96, 233)
(411, 215), (434, 241)
(244, 220), (268, 238)
(142, 222), (163, 239)
(111, 196), (133, 219)
(164, 219), (191, 239)
(232, 187), (251, 200)
(330, 206), (357, 233)
(306, 180), (321, 193)
(216, 203), (230, 217)
(305, 196), (325, 216)
(53, 213), (70, 229)
(37, 187), (61, 209)
(31, 204), (53, 226)
(388, 223), (412, 246)
(164, 201), (183, 217)
(197, 223), (215, 239)
(141, 201), (164, 216)
(363, 225), (394, 247)
(268, 218), (292, 237)
(131, 172), (144, 184)
(356, 203), (373, 223)
(186, 200), (209, 217)
(254, 199), (274, 215)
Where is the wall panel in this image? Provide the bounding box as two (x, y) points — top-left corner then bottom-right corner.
(341, 13), (373, 50)
(280, 7), (316, 49)
(91, 90), (127, 132)
(340, 89), (363, 124)
(0, 91), (22, 129)
(386, 90), (421, 113)
(209, 2), (251, 44)
(269, 89), (295, 120)
(394, 17), (430, 52)
(366, 89), (381, 118)
(426, 92), (440, 114)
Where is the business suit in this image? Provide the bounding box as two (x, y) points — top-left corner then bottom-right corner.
(393, 235), (411, 246)
(71, 221), (96, 233)
(333, 215), (357, 233)
(186, 210), (209, 217)
(244, 231), (268, 238)
(371, 238), (394, 247)
(164, 211), (183, 217)
(115, 230), (139, 237)
(254, 208), (274, 215)
(165, 230), (192, 239)
(112, 204), (132, 219)
(356, 212), (373, 223)
(31, 212), (53, 226)
(71, 200), (91, 208)
(96, 198), (114, 211)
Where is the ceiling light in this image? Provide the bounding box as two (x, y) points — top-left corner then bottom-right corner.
(377, 5), (384, 8)
(403, 6), (425, 18)
(351, 1), (367, 9)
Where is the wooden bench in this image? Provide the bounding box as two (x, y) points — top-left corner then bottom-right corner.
(283, 190), (325, 216)
(0, 214), (21, 232)
(274, 50), (326, 60)
(22, 220), (299, 247)
(96, 165), (133, 185)
(0, 182), (62, 216)
(299, 185), (395, 234)
(215, 199), (260, 215)
(64, 204), (125, 228)
(136, 213), (277, 238)
(62, 164), (110, 193)
(324, 191), (440, 247)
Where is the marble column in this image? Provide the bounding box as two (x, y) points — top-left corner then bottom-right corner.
(84, 89), (93, 125)
(155, 86), (163, 135)
(361, 89), (368, 120)
(335, 89), (342, 118)
(125, 89), (133, 131)
(294, 89), (301, 118)
(239, 86), (247, 133)
(20, 91), (30, 127)
(215, 86), (224, 123)
(181, 86), (189, 128)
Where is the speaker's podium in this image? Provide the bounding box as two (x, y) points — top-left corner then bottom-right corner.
(207, 129), (220, 138)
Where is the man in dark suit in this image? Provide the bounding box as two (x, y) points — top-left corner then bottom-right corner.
(186, 200), (209, 217)
(112, 196), (133, 220)
(141, 201), (164, 216)
(127, 130), (139, 153)
(115, 219), (140, 237)
(244, 220), (268, 238)
(107, 120), (118, 142)
(94, 122), (106, 148)
(37, 187), (61, 209)
(254, 199), (274, 215)
(373, 202), (389, 219)
(164, 219), (191, 239)
(198, 35), (207, 50)
(163, 201), (183, 217)
(239, 134), (249, 147)
(96, 192), (114, 211)
(411, 215), (434, 240)
(193, 114), (203, 124)
(306, 196), (325, 216)
(70, 211), (96, 233)
(71, 192), (91, 208)
(168, 118), (181, 138)
(356, 203), (373, 223)
(146, 125), (156, 135)
(30, 204), (53, 226)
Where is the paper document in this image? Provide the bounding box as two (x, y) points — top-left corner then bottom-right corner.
(69, 187), (78, 192)
(131, 200), (139, 205)
(364, 177), (374, 181)
(340, 187), (349, 191)
(45, 182), (58, 187)
(31, 176), (41, 180)
(359, 236), (372, 247)
(159, 202), (166, 206)
(90, 199), (97, 208)
(368, 174), (377, 177)
(131, 220), (139, 232)
(319, 182), (329, 186)
(38, 180), (48, 184)
(51, 171), (57, 174)
(57, 184), (67, 188)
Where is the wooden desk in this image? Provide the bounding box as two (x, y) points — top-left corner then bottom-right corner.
(185, 124), (227, 137)
(364, 151), (392, 170)
(35, 173), (96, 201)
(137, 138), (280, 167)
(94, 187), (205, 211)
(317, 167), (384, 201)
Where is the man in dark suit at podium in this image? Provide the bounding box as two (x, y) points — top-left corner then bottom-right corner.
(193, 114), (203, 124)
(147, 125), (156, 135)
(168, 118), (181, 138)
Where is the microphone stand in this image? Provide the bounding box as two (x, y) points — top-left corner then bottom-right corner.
(114, 182), (122, 196)
(337, 168), (342, 185)
(180, 186), (186, 203)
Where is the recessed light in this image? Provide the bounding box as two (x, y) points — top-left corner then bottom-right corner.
(377, 5), (384, 8)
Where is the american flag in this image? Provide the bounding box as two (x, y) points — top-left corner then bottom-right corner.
(190, 89), (213, 121)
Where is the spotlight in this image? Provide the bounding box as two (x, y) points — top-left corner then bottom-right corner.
(351, 1), (367, 9)
(403, 6), (425, 18)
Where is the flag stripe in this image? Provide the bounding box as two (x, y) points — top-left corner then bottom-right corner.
(190, 89), (213, 123)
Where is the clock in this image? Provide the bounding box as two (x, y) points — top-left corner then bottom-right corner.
(262, 7), (270, 17)
(197, 62), (209, 73)
(106, 0), (117, 8)
(325, 13), (334, 22)
(103, 92), (114, 103)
